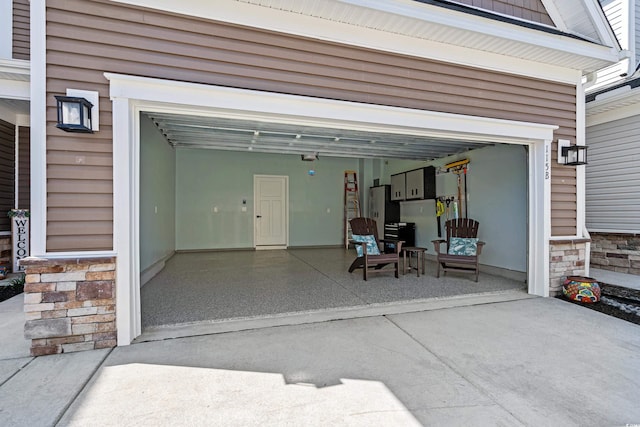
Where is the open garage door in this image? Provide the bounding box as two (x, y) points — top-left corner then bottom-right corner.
(108, 74), (554, 345)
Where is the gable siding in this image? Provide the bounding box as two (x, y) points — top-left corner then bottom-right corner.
(12, 0), (29, 60)
(45, 0), (577, 251)
(0, 120), (15, 233)
(591, 1), (629, 90)
(600, 0), (626, 47)
(586, 115), (640, 233)
(18, 126), (30, 210)
(452, 0), (553, 25)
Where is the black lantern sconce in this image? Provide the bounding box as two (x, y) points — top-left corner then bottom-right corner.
(558, 139), (588, 166)
(55, 95), (94, 133)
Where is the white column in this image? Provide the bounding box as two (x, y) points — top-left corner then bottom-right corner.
(30, 0), (47, 256)
(14, 124), (18, 207)
(528, 139), (551, 297)
(112, 96), (141, 345)
(575, 82), (587, 239)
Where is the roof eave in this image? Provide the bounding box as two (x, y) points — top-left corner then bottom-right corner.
(110, 0), (622, 74)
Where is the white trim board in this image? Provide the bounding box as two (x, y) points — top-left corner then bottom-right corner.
(106, 74), (557, 142)
(106, 73), (555, 345)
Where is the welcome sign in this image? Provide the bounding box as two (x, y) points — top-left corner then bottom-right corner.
(11, 210), (29, 272)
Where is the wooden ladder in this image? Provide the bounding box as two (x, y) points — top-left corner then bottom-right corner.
(344, 170), (361, 248)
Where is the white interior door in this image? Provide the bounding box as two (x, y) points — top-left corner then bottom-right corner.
(254, 175), (288, 248)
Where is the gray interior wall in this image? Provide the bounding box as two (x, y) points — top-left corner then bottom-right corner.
(140, 114), (176, 272)
(175, 149), (359, 250)
(383, 144), (528, 272)
(141, 133), (526, 271)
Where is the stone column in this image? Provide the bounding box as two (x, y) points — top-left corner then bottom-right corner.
(549, 239), (589, 295)
(20, 256), (117, 356)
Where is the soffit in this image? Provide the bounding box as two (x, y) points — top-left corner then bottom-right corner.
(145, 112), (495, 161)
(586, 85), (640, 118)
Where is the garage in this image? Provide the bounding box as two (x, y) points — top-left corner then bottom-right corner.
(17, 0), (621, 356)
(107, 74), (554, 341)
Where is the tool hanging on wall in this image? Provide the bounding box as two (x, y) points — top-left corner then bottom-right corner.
(343, 170), (361, 249)
(435, 197), (445, 237)
(445, 158), (470, 219)
(464, 167), (468, 218)
(444, 197), (454, 221)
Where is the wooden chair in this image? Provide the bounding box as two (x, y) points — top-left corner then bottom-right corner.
(348, 217), (402, 280)
(432, 218), (485, 282)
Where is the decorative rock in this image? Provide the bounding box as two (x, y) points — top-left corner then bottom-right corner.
(563, 276), (601, 303)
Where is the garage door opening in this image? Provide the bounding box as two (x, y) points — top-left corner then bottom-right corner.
(108, 73), (554, 345)
(136, 114), (532, 338)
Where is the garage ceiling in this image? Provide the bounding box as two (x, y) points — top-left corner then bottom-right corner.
(145, 111), (494, 161)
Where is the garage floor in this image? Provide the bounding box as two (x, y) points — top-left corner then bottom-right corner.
(140, 248), (527, 330)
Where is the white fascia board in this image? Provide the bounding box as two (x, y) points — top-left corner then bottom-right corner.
(0, 79), (30, 100)
(105, 73), (558, 143)
(540, 0), (568, 32)
(108, 0), (605, 83)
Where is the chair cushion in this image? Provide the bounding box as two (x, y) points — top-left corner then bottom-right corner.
(352, 234), (381, 257)
(448, 237), (478, 256)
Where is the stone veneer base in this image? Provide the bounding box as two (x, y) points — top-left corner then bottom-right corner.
(0, 235), (11, 269)
(590, 232), (640, 276)
(549, 239), (589, 296)
(20, 256), (116, 356)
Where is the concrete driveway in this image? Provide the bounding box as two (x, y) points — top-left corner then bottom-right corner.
(1, 297), (639, 426)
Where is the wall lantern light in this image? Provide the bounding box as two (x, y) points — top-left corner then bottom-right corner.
(557, 139), (588, 166)
(301, 153), (319, 161)
(55, 95), (94, 133)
